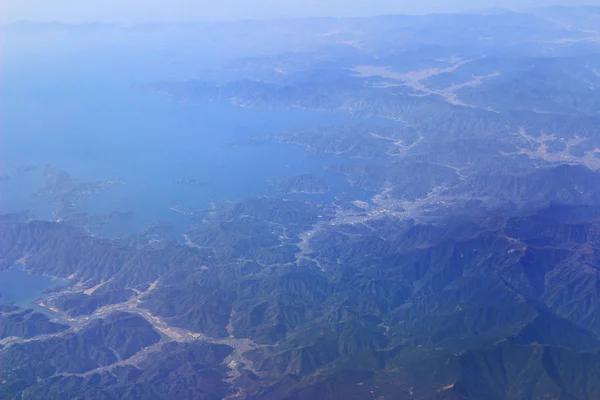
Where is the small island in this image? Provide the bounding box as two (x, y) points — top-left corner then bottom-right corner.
(169, 204), (196, 216)
(270, 174), (329, 195)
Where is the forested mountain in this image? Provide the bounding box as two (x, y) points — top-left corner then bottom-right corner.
(3, 7), (600, 400)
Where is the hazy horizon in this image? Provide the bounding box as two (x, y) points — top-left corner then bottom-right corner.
(2, 0), (600, 24)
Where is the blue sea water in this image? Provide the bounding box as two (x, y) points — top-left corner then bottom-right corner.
(0, 46), (370, 237)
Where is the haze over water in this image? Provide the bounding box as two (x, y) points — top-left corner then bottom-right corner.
(0, 39), (370, 236)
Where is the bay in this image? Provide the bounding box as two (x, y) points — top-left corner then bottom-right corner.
(0, 46), (370, 237)
(0, 268), (67, 311)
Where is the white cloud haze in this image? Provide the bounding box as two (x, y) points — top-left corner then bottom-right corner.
(2, 0), (600, 23)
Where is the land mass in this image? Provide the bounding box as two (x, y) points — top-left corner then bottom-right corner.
(270, 174), (329, 195)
